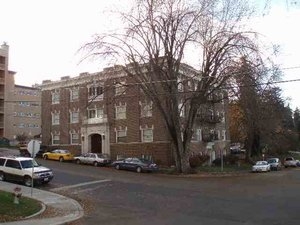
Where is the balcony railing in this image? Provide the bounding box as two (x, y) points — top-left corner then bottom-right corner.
(82, 117), (108, 125)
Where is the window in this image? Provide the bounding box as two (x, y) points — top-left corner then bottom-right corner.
(70, 88), (79, 101)
(115, 81), (126, 96)
(222, 130), (226, 141)
(52, 91), (60, 104)
(5, 159), (21, 169)
(88, 108), (104, 119)
(70, 133), (79, 144)
(70, 111), (79, 123)
(115, 105), (126, 120)
(0, 158), (5, 166)
(52, 134), (60, 145)
(192, 129), (202, 141)
(141, 127), (153, 142)
(178, 77), (184, 92)
(116, 128), (127, 143)
(88, 86), (103, 100)
(52, 113), (60, 125)
(140, 102), (152, 117)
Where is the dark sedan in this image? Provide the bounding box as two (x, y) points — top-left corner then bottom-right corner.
(111, 157), (159, 173)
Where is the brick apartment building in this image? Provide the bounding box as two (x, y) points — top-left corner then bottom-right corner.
(39, 64), (230, 166)
(0, 42), (41, 143)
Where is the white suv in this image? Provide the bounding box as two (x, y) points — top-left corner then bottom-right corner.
(0, 156), (54, 186)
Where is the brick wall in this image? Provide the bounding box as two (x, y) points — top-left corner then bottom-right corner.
(110, 142), (173, 166)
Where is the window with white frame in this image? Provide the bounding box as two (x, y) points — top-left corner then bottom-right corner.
(88, 85), (103, 100)
(115, 127), (127, 143)
(88, 108), (104, 119)
(217, 130), (221, 140)
(52, 133), (60, 145)
(140, 101), (152, 117)
(141, 126), (153, 142)
(52, 91), (60, 104)
(70, 88), (79, 101)
(115, 104), (126, 119)
(192, 129), (202, 141)
(52, 112), (60, 125)
(220, 112), (225, 123)
(115, 81), (126, 96)
(221, 130), (226, 140)
(70, 131), (79, 144)
(70, 111), (79, 123)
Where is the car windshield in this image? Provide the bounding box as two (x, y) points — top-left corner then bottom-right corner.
(20, 159), (39, 168)
(256, 161), (266, 165)
(267, 159), (276, 163)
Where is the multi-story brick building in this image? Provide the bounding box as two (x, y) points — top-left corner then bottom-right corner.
(0, 42), (41, 143)
(39, 64), (230, 166)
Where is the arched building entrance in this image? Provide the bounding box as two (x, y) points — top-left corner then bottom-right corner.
(90, 133), (102, 153)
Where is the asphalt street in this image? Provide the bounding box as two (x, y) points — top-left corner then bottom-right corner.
(35, 159), (300, 225)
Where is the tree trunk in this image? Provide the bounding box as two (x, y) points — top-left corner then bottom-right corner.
(172, 141), (191, 173)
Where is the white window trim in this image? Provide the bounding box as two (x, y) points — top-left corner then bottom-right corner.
(52, 91), (60, 104)
(115, 103), (127, 120)
(70, 110), (79, 124)
(115, 127), (127, 143)
(69, 130), (80, 145)
(70, 88), (79, 102)
(222, 130), (226, 141)
(140, 125), (154, 143)
(115, 81), (126, 96)
(139, 101), (153, 118)
(88, 84), (104, 101)
(51, 112), (60, 125)
(51, 132), (60, 145)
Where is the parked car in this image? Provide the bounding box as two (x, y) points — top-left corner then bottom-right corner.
(0, 156), (54, 186)
(267, 158), (282, 171)
(43, 149), (74, 162)
(74, 153), (111, 166)
(283, 157), (298, 168)
(252, 161), (270, 172)
(111, 157), (159, 173)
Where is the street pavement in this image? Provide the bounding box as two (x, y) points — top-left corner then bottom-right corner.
(0, 147), (84, 225)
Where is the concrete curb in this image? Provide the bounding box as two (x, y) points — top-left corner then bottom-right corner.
(0, 181), (84, 225)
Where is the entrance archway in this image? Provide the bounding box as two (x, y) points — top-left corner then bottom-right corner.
(90, 134), (102, 153)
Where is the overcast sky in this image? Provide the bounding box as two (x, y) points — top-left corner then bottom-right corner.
(1, 0), (300, 109)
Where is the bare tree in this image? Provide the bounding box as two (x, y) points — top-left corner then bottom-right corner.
(81, 0), (262, 173)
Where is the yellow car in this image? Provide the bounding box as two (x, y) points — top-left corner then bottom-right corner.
(43, 149), (74, 162)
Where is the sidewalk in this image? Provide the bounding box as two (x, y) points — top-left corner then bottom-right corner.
(0, 181), (84, 225)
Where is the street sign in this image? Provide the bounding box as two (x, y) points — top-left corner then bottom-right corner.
(27, 140), (40, 158)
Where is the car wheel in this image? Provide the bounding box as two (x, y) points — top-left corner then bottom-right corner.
(59, 157), (64, 162)
(0, 171), (5, 181)
(115, 164), (120, 170)
(24, 176), (32, 187)
(76, 159), (81, 164)
(136, 166), (142, 173)
(43, 155), (48, 160)
(93, 161), (98, 167)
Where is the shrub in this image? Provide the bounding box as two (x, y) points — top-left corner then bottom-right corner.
(212, 155), (239, 166)
(189, 154), (210, 168)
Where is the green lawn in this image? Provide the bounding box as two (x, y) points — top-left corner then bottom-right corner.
(0, 190), (42, 222)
